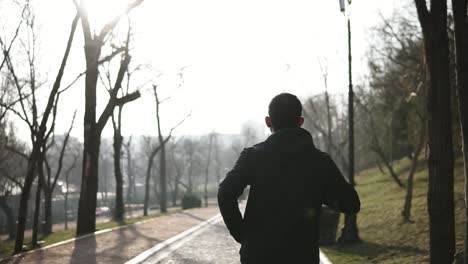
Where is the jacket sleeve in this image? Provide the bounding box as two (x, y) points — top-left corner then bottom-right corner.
(217, 148), (252, 243)
(322, 154), (361, 214)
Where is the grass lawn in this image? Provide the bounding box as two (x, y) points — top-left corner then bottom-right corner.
(0, 210), (180, 259)
(322, 158), (465, 263)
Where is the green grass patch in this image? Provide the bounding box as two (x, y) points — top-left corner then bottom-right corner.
(322, 158), (465, 264)
(0, 209), (181, 259)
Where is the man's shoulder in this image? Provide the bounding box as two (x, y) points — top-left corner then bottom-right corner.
(314, 149), (331, 159)
(239, 142), (264, 157)
(236, 142), (266, 163)
(252, 141), (266, 150)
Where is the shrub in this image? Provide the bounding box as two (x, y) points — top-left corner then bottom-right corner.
(182, 194), (202, 209)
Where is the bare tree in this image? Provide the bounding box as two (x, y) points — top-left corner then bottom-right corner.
(143, 88), (190, 216)
(414, 0), (455, 262)
(0, 2), (80, 251)
(73, 0), (143, 235)
(142, 85), (189, 215)
(154, 85), (168, 213)
(355, 96), (405, 188)
(303, 95), (349, 175)
(167, 139), (189, 206)
(318, 58), (333, 153)
(41, 112), (77, 234)
(450, 0), (468, 261)
(98, 25), (141, 221)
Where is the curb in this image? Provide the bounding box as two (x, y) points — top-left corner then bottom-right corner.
(320, 249), (333, 264)
(126, 214), (223, 264)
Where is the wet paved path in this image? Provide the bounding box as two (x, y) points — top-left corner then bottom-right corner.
(143, 216), (240, 264)
(139, 215), (331, 264)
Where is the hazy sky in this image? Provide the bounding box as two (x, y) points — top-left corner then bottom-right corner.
(1, 0), (404, 141)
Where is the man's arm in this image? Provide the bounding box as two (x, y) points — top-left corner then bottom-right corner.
(322, 154), (360, 214)
(217, 148), (252, 243)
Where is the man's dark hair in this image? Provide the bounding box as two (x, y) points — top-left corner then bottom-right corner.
(268, 93), (302, 130)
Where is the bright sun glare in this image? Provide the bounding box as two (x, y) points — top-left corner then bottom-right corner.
(82, 0), (128, 31)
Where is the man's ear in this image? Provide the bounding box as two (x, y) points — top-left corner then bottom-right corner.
(298, 116), (304, 127)
(265, 116), (272, 128)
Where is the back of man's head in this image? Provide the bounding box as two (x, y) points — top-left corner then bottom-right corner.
(268, 93), (302, 131)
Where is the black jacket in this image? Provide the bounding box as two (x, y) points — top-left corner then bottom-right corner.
(218, 128), (360, 264)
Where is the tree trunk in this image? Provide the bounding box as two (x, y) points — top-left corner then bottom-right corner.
(77, 126), (100, 235)
(144, 155), (153, 216)
(415, 1), (455, 262)
(325, 90), (333, 153)
(125, 139), (134, 204)
(173, 179), (179, 207)
(64, 172), (69, 230)
(113, 131), (124, 221)
(76, 43), (101, 235)
(40, 154), (52, 235)
(188, 158), (194, 194)
(402, 156), (418, 223)
(14, 147), (39, 252)
(159, 144), (167, 212)
(376, 158), (386, 175)
(451, 0), (468, 262)
(464, 145), (468, 264)
(154, 86), (167, 213)
(402, 118), (426, 223)
(127, 170), (133, 204)
(32, 178), (42, 246)
(43, 190), (52, 234)
(153, 170), (159, 207)
(374, 149), (405, 188)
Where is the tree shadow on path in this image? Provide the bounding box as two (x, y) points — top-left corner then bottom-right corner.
(323, 240), (427, 261)
(70, 235), (96, 264)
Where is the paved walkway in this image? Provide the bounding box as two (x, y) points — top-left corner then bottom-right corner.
(0, 207), (219, 264)
(144, 215), (239, 264)
(132, 213), (332, 264)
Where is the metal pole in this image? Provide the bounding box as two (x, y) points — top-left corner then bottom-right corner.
(348, 17), (354, 187)
(338, 8), (361, 244)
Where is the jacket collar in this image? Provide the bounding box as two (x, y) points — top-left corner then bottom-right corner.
(265, 127), (316, 148)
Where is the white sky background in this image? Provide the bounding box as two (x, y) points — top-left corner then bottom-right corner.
(1, 0), (405, 142)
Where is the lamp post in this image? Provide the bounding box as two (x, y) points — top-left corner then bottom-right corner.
(338, 0), (361, 244)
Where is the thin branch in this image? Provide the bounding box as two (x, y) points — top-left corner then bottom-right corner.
(0, 168), (23, 189)
(97, 90), (140, 132)
(98, 47), (126, 65)
(59, 70), (86, 94)
(3, 51), (32, 128)
(51, 111), (76, 191)
(0, 2), (29, 72)
(4, 144), (28, 160)
(38, 12), (79, 139)
(97, 0), (144, 42)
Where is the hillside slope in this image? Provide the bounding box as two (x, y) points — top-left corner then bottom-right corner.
(322, 158), (465, 263)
